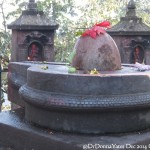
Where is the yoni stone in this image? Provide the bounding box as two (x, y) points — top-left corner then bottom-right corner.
(72, 33), (121, 71)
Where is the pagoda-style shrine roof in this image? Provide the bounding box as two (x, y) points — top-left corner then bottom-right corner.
(107, 0), (150, 35)
(7, 0), (59, 30)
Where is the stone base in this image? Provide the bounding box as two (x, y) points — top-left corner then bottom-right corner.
(0, 109), (150, 150)
(0, 146), (13, 150)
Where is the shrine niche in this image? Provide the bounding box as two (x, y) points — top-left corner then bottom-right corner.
(28, 43), (43, 61)
(24, 31), (49, 61)
(107, 0), (150, 65)
(130, 46), (144, 64)
(130, 37), (149, 64)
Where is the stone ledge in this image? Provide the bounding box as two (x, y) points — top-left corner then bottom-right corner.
(0, 109), (150, 150)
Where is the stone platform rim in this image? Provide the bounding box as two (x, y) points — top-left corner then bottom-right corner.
(20, 85), (150, 110)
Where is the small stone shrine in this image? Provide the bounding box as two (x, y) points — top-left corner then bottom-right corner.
(107, 0), (150, 64)
(7, 0), (59, 62)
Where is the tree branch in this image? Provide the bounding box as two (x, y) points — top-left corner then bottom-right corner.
(0, 0), (7, 34)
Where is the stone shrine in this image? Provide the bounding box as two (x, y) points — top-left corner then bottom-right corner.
(7, 0), (59, 62)
(108, 0), (150, 64)
(7, 0), (59, 106)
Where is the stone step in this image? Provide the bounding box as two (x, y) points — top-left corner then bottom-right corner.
(0, 108), (150, 150)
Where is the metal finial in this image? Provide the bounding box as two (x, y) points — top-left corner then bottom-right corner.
(29, 0), (35, 2)
(126, 0), (136, 17)
(28, 0), (37, 10)
(127, 0), (136, 9)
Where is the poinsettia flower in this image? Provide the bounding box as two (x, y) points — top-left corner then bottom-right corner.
(81, 21), (111, 39)
(96, 21), (111, 28)
(82, 29), (90, 36)
(82, 29), (96, 39)
(89, 29), (97, 39)
(92, 26), (106, 35)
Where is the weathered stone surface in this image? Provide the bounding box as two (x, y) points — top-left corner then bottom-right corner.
(8, 62), (68, 107)
(72, 33), (121, 71)
(15, 62), (150, 134)
(1, 108), (150, 150)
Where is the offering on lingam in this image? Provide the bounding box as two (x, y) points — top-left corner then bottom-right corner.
(72, 21), (121, 71)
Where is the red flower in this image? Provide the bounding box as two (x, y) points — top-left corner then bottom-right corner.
(96, 21), (111, 28)
(93, 26), (106, 35)
(82, 29), (90, 37)
(82, 29), (97, 39)
(89, 29), (97, 39)
(81, 21), (111, 39)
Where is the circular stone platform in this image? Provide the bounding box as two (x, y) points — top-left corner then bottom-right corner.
(19, 63), (150, 134)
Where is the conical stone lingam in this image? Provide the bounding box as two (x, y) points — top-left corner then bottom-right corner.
(72, 33), (121, 71)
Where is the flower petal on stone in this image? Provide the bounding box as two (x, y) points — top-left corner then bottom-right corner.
(96, 21), (111, 28)
(82, 29), (90, 36)
(93, 26), (106, 35)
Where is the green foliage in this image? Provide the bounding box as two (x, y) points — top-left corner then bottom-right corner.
(37, 0), (78, 62)
(135, 0), (150, 26)
(0, 0), (27, 69)
(68, 67), (76, 73)
(66, 50), (76, 64)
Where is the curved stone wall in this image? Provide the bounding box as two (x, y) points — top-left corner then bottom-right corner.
(10, 62), (150, 134)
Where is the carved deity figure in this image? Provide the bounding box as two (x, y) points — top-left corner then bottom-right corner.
(28, 44), (42, 61)
(132, 46), (144, 64)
